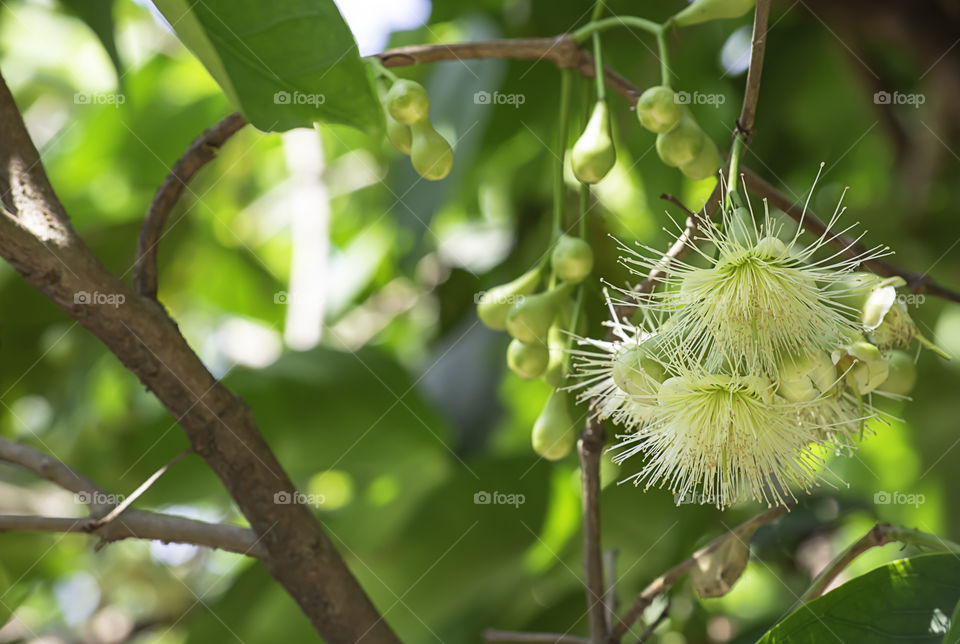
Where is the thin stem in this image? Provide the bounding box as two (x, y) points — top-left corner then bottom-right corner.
(572, 16), (662, 42)
(725, 0), (769, 210)
(553, 70), (574, 241)
(590, 0), (604, 22)
(365, 56), (398, 82)
(725, 135), (746, 210)
(592, 32), (606, 102)
(656, 25), (671, 87)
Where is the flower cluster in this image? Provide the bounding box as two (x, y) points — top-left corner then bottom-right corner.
(572, 176), (938, 508)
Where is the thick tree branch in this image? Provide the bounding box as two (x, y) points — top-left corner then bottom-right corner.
(612, 507), (786, 639)
(0, 71), (399, 644)
(0, 437), (265, 556)
(134, 112), (245, 299)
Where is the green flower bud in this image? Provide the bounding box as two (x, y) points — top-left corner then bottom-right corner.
(543, 325), (568, 387)
(378, 81), (412, 154)
(673, 0), (757, 27)
(657, 375), (691, 406)
(385, 114), (412, 154)
(532, 390), (576, 460)
(506, 338), (549, 380)
(754, 235), (788, 259)
(656, 109), (705, 167)
(572, 101), (616, 184)
(876, 350), (917, 396)
(410, 120), (453, 181)
(778, 350), (836, 402)
(477, 268), (542, 331)
(636, 86), (682, 133)
(680, 136), (722, 180)
(551, 235), (594, 284)
(506, 283), (574, 343)
(611, 344), (667, 397)
(833, 340), (889, 394)
(385, 79), (430, 125)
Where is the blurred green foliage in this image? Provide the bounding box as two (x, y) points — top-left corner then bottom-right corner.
(0, 0), (959, 643)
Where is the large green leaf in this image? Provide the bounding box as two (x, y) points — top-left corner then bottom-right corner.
(757, 554), (960, 644)
(150, 0), (382, 133)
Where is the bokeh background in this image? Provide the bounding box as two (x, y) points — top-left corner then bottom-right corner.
(1, 0), (960, 642)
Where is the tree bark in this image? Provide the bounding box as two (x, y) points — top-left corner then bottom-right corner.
(0, 71), (399, 644)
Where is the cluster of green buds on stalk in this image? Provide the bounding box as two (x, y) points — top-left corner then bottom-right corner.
(635, 86), (722, 180)
(376, 76), (453, 180)
(476, 235), (594, 460)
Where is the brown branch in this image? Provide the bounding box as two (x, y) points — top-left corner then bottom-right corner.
(578, 417), (608, 643)
(736, 0), (771, 139)
(603, 549), (620, 633)
(742, 169), (960, 303)
(377, 37), (641, 104)
(0, 513), (265, 557)
(0, 437), (108, 512)
(0, 70), (399, 644)
(482, 629), (589, 644)
(612, 506), (786, 640)
(134, 111), (246, 299)
(0, 438), (264, 557)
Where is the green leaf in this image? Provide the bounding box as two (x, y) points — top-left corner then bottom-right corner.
(59, 0), (123, 81)
(758, 554), (960, 644)
(150, 0), (383, 133)
(943, 597), (960, 644)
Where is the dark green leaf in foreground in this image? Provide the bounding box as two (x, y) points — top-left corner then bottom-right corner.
(757, 554), (960, 644)
(151, 0), (383, 133)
